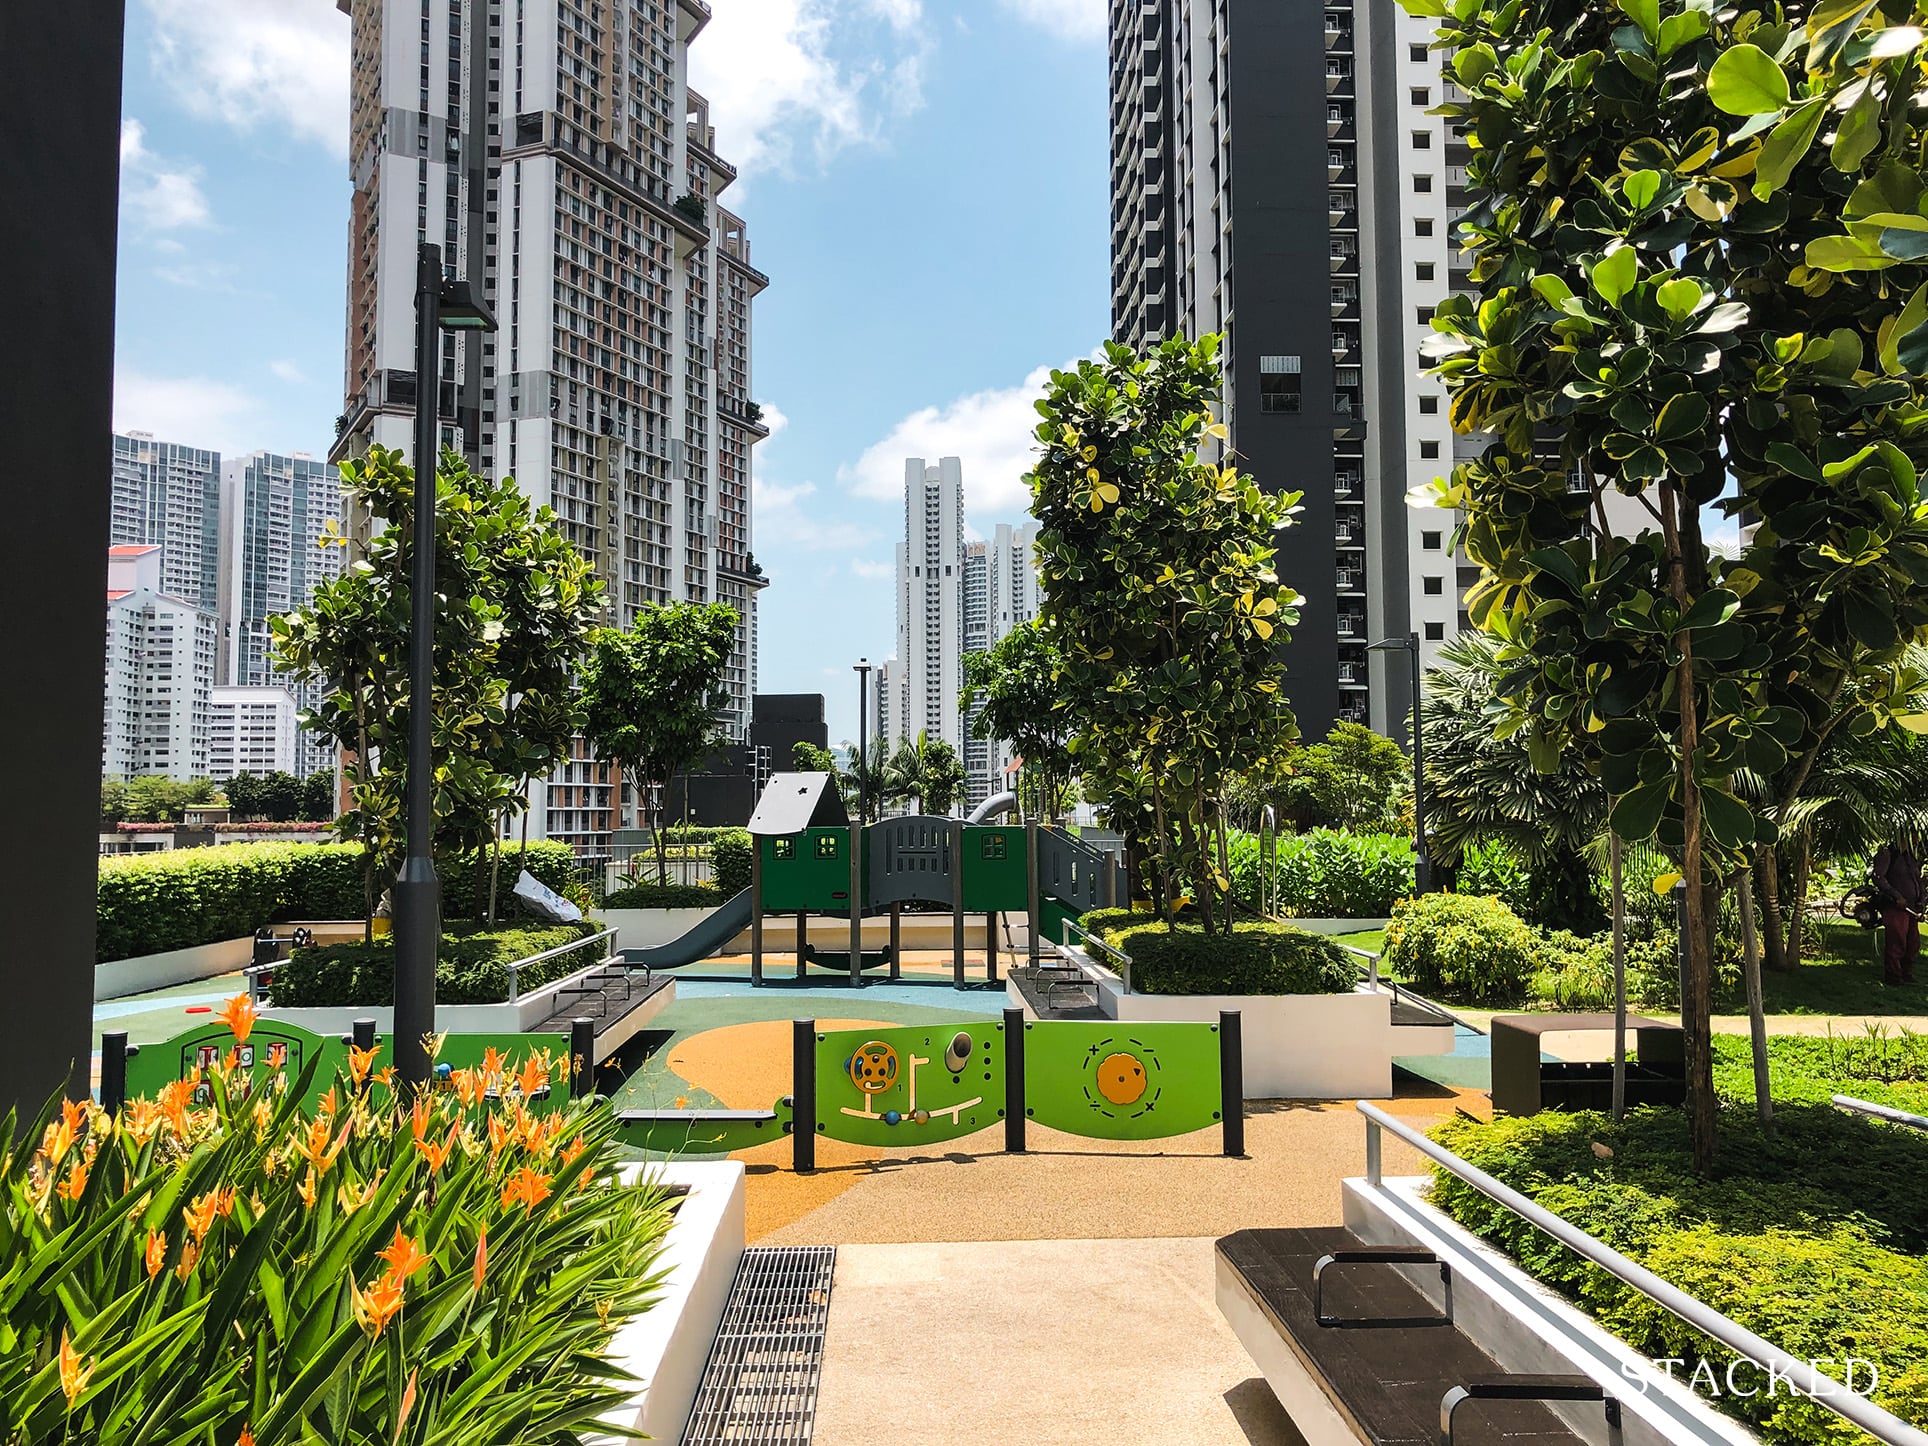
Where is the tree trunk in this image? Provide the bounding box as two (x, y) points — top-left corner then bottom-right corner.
(1610, 834), (1627, 1120)
(1758, 845), (1790, 972)
(1737, 862), (1774, 1133)
(1151, 782), (1175, 927)
(1786, 834), (1812, 968)
(1662, 485), (1717, 1173)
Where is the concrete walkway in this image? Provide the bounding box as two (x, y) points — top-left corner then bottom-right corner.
(814, 1238), (1305, 1446)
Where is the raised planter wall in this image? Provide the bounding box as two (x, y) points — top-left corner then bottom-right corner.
(95, 935), (253, 1001)
(1340, 1175), (1759, 1446)
(591, 1161), (745, 1445)
(601, 907), (993, 957)
(1019, 947), (1452, 1099)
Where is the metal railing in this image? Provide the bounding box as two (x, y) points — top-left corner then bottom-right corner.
(1834, 1093), (1928, 1131)
(1357, 1100), (1928, 1446)
(1055, 915), (1132, 996)
(506, 926), (618, 1004)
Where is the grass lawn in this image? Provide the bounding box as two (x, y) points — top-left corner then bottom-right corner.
(1752, 917), (1928, 1016)
(1331, 927), (1385, 956)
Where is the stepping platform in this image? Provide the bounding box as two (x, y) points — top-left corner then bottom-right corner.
(1217, 1227), (1612, 1444)
(529, 966), (674, 1061)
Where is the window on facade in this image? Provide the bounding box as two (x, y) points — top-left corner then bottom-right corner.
(1259, 354), (1302, 414)
(1420, 441), (1441, 459)
(1410, 43), (1428, 61)
(1424, 576), (1444, 595)
(1413, 130), (1432, 149)
(1416, 261), (1435, 280)
(772, 837), (795, 860)
(1425, 621), (1446, 641)
(814, 834), (839, 859)
(1415, 217), (1435, 236)
(1413, 174), (1433, 193)
(1419, 396), (1439, 414)
(1422, 530), (1443, 550)
(1411, 87), (1430, 105)
(1416, 306), (1435, 325)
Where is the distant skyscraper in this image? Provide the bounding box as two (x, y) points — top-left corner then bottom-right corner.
(893, 457), (966, 757)
(959, 521), (1040, 805)
(1108, 0), (1466, 737)
(331, 0), (769, 853)
(110, 432), (221, 609)
(102, 546), (216, 782)
(218, 451), (346, 777)
(208, 686), (300, 779)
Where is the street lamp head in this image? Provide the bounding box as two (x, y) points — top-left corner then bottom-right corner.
(437, 277), (497, 332)
(853, 658), (872, 675)
(1367, 636), (1410, 653)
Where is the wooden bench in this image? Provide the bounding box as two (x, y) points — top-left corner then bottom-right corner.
(1217, 1227), (1621, 1444)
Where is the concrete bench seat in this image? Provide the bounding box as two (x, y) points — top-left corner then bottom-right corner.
(1217, 1226), (1614, 1445)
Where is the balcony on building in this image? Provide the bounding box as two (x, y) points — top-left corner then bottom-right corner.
(1330, 238), (1358, 274)
(1326, 60), (1352, 92)
(1327, 104), (1347, 138)
(1331, 283), (1356, 317)
(1328, 191), (1356, 227)
(1336, 659), (1369, 688)
(1337, 610), (1366, 640)
(1334, 468), (1361, 499)
(1337, 567), (1365, 595)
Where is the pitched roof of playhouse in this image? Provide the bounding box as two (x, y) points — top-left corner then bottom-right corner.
(746, 771), (849, 835)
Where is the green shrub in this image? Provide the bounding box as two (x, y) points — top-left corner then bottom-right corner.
(1382, 892), (1535, 1003)
(1712, 1032), (1928, 1113)
(6, 1049), (671, 1443)
(1428, 1106), (1928, 1444)
(1456, 839), (1533, 917)
(711, 829), (753, 897)
(1079, 907), (1153, 943)
(602, 881), (723, 910)
(272, 922), (602, 1006)
(1228, 828), (1414, 918)
(95, 841), (581, 962)
(1530, 929), (1616, 1010)
(1101, 918), (1358, 995)
(442, 841), (581, 912)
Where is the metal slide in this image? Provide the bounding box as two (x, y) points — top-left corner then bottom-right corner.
(616, 887), (753, 970)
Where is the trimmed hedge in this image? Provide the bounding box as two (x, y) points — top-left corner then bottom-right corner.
(271, 922), (602, 1006)
(1087, 914), (1357, 995)
(1429, 1105), (1928, 1444)
(711, 830), (752, 897)
(602, 881), (723, 910)
(96, 841), (580, 963)
(1382, 892), (1535, 1003)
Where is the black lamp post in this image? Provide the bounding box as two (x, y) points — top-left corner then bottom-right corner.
(853, 657), (873, 824)
(1369, 631), (1430, 895)
(394, 241), (496, 1091)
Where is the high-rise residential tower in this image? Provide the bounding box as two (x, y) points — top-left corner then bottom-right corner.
(959, 521), (1040, 805)
(891, 457), (966, 758)
(102, 546), (216, 783)
(110, 433), (221, 610)
(331, 0), (768, 852)
(217, 451), (347, 777)
(1108, 0), (1463, 739)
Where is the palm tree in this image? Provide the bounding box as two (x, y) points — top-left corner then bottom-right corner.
(1421, 633), (1609, 931)
(878, 731), (967, 817)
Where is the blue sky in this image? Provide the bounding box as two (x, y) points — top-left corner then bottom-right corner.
(112, 0), (1109, 749)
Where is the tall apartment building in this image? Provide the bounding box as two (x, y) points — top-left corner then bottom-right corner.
(891, 457), (966, 756)
(1108, 0), (1465, 740)
(331, 0), (769, 854)
(208, 686), (300, 779)
(102, 547), (217, 782)
(960, 521), (1040, 805)
(110, 433), (221, 610)
(217, 451), (346, 777)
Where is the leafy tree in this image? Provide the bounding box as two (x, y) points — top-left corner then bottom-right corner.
(791, 741), (859, 814)
(961, 620), (1078, 821)
(1277, 722), (1409, 834)
(99, 779), (127, 827)
(1029, 336), (1302, 932)
(272, 446), (529, 930)
(879, 731), (967, 816)
(1407, 0), (1928, 1166)
(224, 771), (306, 823)
(1421, 634), (1607, 932)
(300, 769), (336, 823)
(838, 737), (890, 822)
(580, 602), (738, 884)
(118, 776), (215, 823)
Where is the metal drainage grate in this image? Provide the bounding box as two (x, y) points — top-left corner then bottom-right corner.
(680, 1246), (836, 1445)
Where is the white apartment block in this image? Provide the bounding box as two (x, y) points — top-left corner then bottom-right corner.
(208, 686), (300, 779)
(332, 0), (768, 855)
(892, 457), (966, 756)
(217, 450), (346, 777)
(960, 520), (1040, 805)
(103, 546), (216, 783)
(111, 432), (221, 610)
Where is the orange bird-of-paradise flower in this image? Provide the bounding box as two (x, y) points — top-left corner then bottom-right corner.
(296, 1168), (319, 1211)
(157, 1079), (194, 1136)
(471, 1224), (488, 1292)
(143, 1228), (167, 1278)
(352, 1270), (407, 1337)
(414, 1123), (457, 1174)
(174, 1239), (200, 1281)
(237, 1428), (256, 1446)
(559, 1134), (588, 1170)
(486, 1111), (513, 1163)
(499, 1166), (550, 1214)
(516, 1054), (549, 1099)
(181, 1186), (235, 1242)
(56, 1162), (89, 1204)
(481, 1045), (507, 1080)
(378, 1226), (430, 1281)
(214, 993), (257, 1046)
(290, 1115), (351, 1175)
(397, 1368), (419, 1436)
(346, 1043), (379, 1088)
(336, 1173), (382, 1215)
(410, 1095), (431, 1142)
(58, 1331), (94, 1408)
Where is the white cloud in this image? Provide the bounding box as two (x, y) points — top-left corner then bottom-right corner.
(998, 0), (1104, 42)
(113, 367), (266, 455)
(689, 0), (930, 178)
(268, 359), (306, 384)
(841, 355), (1098, 519)
(754, 474), (884, 553)
(119, 119), (211, 231)
(850, 558), (896, 581)
(141, 0), (349, 157)
(757, 401), (791, 441)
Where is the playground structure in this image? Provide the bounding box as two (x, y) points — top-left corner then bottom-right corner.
(618, 1008), (1244, 1168)
(737, 771), (1120, 988)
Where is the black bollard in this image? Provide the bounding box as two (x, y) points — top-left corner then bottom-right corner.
(1219, 1010), (1245, 1158)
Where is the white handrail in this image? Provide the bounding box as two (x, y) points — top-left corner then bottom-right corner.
(1356, 1100), (1928, 1446)
(1057, 916), (1132, 995)
(1833, 1093), (1928, 1131)
(506, 926), (618, 1004)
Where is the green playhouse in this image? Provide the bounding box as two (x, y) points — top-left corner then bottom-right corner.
(742, 771), (1120, 988)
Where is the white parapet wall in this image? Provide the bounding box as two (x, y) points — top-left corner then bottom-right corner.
(590, 1161), (746, 1445)
(1013, 947), (1453, 1099)
(95, 935), (255, 1001)
(1342, 1175), (1760, 1446)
